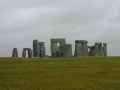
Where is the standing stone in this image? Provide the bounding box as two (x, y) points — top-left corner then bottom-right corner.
(28, 48), (32, 58)
(94, 43), (100, 56)
(38, 42), (46, 57)
(74, 40), (88, 56)
(33, 40), (39, 57)
(74, 40), (82, 56)
(98, 43), (104, 56)
(12, 48), (18, 58)
(22, 48), (26, 58)
(103, 43), (107, 56)
(64, 44), (72, 57)
(82, 40), (89, 56)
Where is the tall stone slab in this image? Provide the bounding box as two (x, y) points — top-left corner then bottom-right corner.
(64, 44), (72, 57)
(103, 43), (107, 56)
(33, 40), (39, 57)
(98, 43), (104, 56)
(94, 43), (100, 56)
(12, 48), (18, 58)
(82, 40), (89, 56)
(38, 42), (46, 57)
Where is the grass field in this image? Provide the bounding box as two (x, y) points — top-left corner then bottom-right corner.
(0, 57), (120, 90)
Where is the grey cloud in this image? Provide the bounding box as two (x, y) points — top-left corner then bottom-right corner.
(0, 0), (120, 56)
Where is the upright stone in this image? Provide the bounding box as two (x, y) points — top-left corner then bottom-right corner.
(98, 43), (104, 56)
(64, 44), (72, 57)
(74, 40), (82, 56)
(103, 43), (107, 56)
(38, 42), (46, 57)
(94, 43), (100, 56)
(33, 40), (39, 57)
(28, 48), (32, 58)
(82, 40), (89, 56)
(12, 48), (18, 58)
(22, 48), (26, 58)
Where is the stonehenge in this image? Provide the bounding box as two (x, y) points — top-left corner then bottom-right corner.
(12, 38), (107, 58)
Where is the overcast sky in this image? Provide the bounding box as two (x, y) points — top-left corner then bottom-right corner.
(0, 0), (120, 56)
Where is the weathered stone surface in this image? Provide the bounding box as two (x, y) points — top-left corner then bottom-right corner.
(74, 40), (88, 56)
(51, 38), (66, 57)
(38, 42), (46, 57)
(103, 43), (107, 56)
(33, 40), (39, 57)
(64, 44), (72, 57)
(22, 48), (32, 58)
(12, 48), (18, 58)
(88, 46), (96, 56)
(88, 42), (107, 56)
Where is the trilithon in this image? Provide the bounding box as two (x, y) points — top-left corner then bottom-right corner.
(51, 38), (66, 57)
(50, 38), (72, 57)
(22, 48), (32, 58)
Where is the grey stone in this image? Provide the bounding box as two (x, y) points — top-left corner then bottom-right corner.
(33, 40), (39, 57)
(74, 40), (88, 56)
(89, 42), (107, 56)
(22, 48), (32, 58)
(38, 42), (46, 57)
(88, 46), (96, 56)
(94, 43), (100, 56)
(12, 48), (18, 58)
(103, 43), (107, 56)
(64, 44), (72, 57)
(51, 38), (66, 57)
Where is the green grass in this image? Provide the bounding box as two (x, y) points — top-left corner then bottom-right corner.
(0, 57), (120, 90)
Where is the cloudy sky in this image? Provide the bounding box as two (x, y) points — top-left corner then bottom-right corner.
(0, 0), (120, 56)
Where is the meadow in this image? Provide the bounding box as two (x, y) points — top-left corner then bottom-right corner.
(0, 57), (120, 90)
